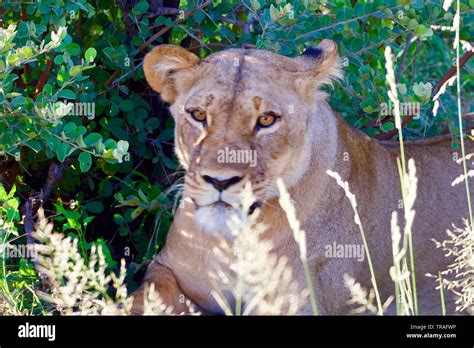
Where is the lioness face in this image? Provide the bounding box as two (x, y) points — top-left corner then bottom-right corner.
(144, 42), (341, 233)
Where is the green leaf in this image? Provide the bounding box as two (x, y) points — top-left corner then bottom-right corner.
(269, 4), (279, 20)
(397, 84), (408, 95)
(154, 16), (173, 26)
(250, 0), (261, 10)
(113, 213), (125, 225)
(57, 67), (69, 85)
(132, 1), (149, 15)
(69, 65), (83, 77)
(65, 43), (81, 56)
(194, 10), (205, 23)
(54, 55), (64, 65)
(119, 226), (128, 236)
(119, 99), (134, 112)
(85, 47), (97, 63)
(362, 106), (373, 113)
(382, 121), (395, 131)
(25, 140), (42, 152)
(78, 152), (92, 172)
(350, 38), (363, 51)
(56, 142), (71, 162)
(131, 206), (145, 220)
(58, 89), (76, 100)
(39, 3), (50, 14)
(414, 24), (428, 36)
(63, 122), (77, 136)
(85, 201), (104, 214)
(7, 53), (19, 66)
(10, 96), (25, 108)
(45, 134), (62, 153)
(43, 83), (53, 95)
(99, 180), (113, 197)
(408, 19), (418, 30)
(145, 118), (160, 131)
(71, 126), (88, 140)
(84, 133), (102, 147)
(107, 103), (120, 117)
(21, 46), (34, 58)
(413, 82), (433, 99)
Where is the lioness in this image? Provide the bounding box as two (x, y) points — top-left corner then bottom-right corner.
(131, 40), (473, 315)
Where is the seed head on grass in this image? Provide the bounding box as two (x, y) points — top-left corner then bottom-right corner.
(431, 219), (474, 314)
(210, 182), (308, 315)
(33, 207), (191, 315)
(343, 274), (393, 315)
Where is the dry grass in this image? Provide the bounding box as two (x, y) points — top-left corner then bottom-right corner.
(210, 183), (308, 315)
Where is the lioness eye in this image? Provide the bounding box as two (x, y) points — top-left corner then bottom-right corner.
(256, 114), (276, 129)
(190, 109), (207, 123)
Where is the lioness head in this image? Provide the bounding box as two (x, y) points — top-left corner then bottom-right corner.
(144, 40), (342, 234)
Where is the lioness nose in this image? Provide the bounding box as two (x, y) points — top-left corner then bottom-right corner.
(202, 175), (242, 192)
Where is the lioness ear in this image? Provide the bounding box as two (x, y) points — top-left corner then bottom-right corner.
(294, 39), (343, 92)
(143, 44), (200, 103)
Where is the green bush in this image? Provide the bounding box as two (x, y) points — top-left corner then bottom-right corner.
(0, 0), (472, 313)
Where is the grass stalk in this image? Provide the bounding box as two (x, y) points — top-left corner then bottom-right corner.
(302, 259), (318, 315)
(325, 172), (384, 315)
(454, 0), (473, 228)
(277, 178), (319, 315)
(385, 46), (418, 315)
(438, 272), (446, 316)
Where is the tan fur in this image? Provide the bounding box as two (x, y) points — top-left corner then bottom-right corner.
(132, 41), (474, 315)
